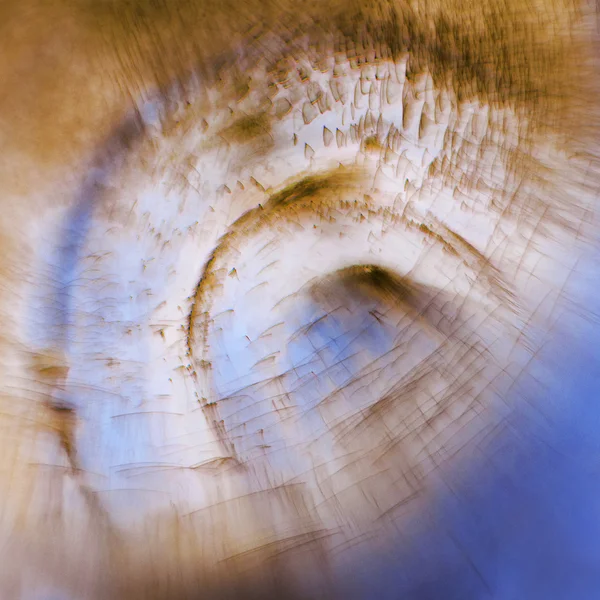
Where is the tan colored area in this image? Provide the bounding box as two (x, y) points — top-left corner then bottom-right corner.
(0, 0), (597, 192)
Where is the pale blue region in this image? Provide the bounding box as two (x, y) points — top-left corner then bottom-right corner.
(210, 298), (399, 463)
(211, 312), (260, 395)
(40, 112), (145, 354)
(285, 304), (399, 400)
(27, 177), (96, 352)
(40, 112), (163, 479)
(334, 243), (600, 599)
(138, 99), (161, 128)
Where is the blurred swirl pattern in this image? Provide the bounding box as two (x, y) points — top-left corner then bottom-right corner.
(0, 0), (599, 598)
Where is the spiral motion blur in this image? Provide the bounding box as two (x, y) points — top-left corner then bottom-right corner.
(0, 0), (599, 598)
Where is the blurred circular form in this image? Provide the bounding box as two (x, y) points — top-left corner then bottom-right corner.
(12, 13), (600, 597)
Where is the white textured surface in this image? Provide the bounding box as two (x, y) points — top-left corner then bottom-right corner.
(3, 49), (599, 598)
